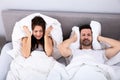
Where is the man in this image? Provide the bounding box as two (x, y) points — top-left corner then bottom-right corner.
(58, 24), (120, 61)
(58, 24), (120, 80)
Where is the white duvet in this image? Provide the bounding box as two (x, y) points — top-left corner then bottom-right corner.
(66, 54), (119, 80)
(6, 51), (69, 80)
(6, 51), (120, 80)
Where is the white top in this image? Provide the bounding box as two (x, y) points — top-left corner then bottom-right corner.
(35, 44), (44, 51)
(69, 49), (107, 64)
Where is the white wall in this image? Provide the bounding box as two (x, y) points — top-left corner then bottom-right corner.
(0, 0), (120, 37)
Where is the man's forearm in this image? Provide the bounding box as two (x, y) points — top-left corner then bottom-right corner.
(98, 36), (120, 48)
(58, 38), (74, 57)
(98, 36), (120, 59)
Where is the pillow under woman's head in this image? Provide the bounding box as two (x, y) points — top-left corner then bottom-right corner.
(70, 20), (102, 50)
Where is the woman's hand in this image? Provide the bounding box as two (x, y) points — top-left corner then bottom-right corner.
(23, 26), (31, 37)
(45, 26), (53, 36)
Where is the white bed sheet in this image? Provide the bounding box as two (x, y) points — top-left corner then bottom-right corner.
(0, 42), (13, 80)
(0, 42), (69, 80)
(1, 42), (120, 80)
(0, 42), (66, 64)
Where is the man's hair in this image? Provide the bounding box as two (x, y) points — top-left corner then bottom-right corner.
(79, 24), (92, 33)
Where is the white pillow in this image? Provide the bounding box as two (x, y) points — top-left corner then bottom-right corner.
(70, 20), (102, 50)
(70, 26), (80, 49)
(9, 13), (63, 59)
(90, 20), (102, 49)
(12, 13), (63, 45)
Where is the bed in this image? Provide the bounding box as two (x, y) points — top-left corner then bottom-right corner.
(1, 9), (120, 80)
(2, 9), (120, 62)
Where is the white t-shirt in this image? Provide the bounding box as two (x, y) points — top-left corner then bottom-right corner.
(35, 44), (44, 51)
(69, 49), (107, 64)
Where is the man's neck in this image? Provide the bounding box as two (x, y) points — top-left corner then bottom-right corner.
(80, 46), (92, 50)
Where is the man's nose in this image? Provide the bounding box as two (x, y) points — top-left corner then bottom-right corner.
(84, 35), (88, 39)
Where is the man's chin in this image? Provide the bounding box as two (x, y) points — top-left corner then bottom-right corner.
(82, 42), (92, 46)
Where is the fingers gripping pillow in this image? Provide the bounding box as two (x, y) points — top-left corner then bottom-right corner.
(70, 21), (102, 50)
(70, 26), (80, 49)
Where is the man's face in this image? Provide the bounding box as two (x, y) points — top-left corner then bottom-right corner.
(80, 29), (93, 47)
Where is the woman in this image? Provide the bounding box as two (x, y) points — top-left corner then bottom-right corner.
(6, 15), (68, 80)
(22, 16), (53, 58)
(6, 16), (60, 80)
(0, 16), (54, 80)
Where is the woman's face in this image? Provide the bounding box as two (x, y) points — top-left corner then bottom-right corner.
(32, 25), (44, 40)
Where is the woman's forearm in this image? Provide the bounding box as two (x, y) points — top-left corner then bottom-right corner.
(21, 35), (31, 58)
(44, 35), (53, 56)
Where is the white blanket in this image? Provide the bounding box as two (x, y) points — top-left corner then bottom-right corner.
(12, 13), (62, 43)
(66, 55), (119, 80)
(6, 51), (69, 80)
(9, 13), (63, 59)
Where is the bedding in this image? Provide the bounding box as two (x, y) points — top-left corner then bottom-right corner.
(66, 51), (119, 80)
(6, 51), (68, 80)
(69, 26), (80, 49)
(1, 9), (120, 80)
(12, 13), (62, 45)
(0, 43), (13, 80)
(90, 21), (102, 49)
(1, 45), (120, 80)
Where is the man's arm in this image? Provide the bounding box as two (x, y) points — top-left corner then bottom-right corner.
(58, 32), (77, 57)
(98, 36), (120, 59)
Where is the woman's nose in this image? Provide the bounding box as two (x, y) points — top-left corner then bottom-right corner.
(37, 32), (41, 36)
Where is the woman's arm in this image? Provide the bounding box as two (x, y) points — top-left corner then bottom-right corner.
(58, 32), (77, 57)
(98, 36), (120, 59)
(21, 26), (31, 58)
(44, 26), (53, 56)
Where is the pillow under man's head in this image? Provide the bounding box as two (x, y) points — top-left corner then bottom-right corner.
(70, 21), (102, 50)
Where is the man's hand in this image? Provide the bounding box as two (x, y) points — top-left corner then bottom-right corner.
(70, 31), (77, 43)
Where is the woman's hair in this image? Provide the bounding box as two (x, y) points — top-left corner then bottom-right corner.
(31, 16), (46, 51)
